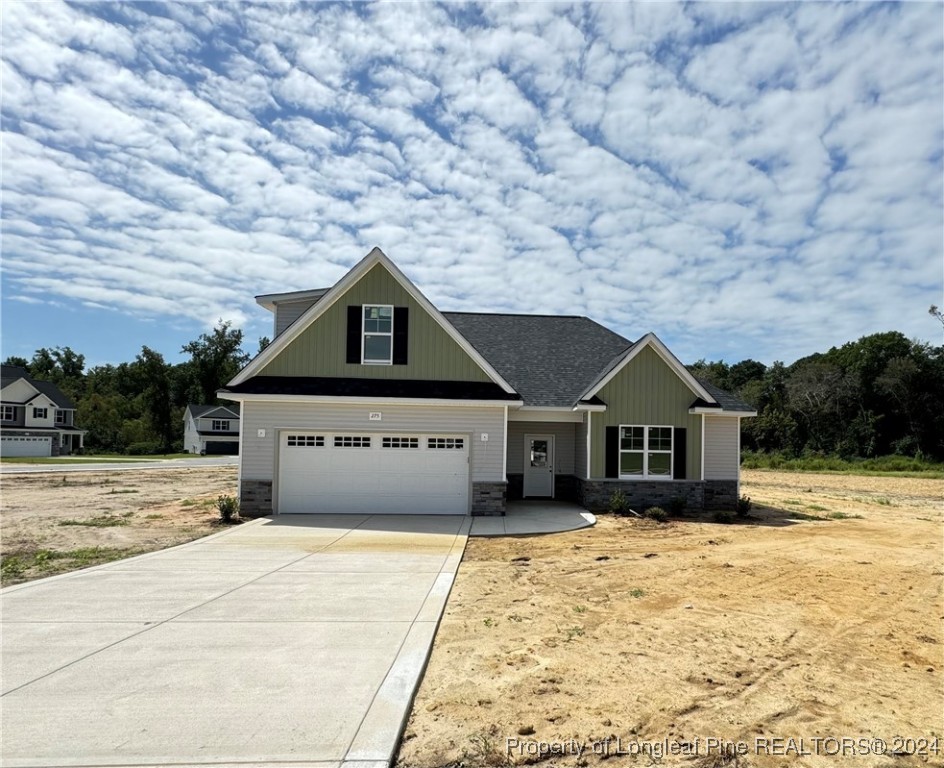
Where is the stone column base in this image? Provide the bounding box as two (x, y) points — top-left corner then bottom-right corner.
(471, 481), (506, 516)
(239, 479), (273, 518)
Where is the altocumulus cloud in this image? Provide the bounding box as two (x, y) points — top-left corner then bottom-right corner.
(1, 1), (941, 363)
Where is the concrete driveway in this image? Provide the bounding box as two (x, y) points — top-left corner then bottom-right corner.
(1, 514), (469, 768)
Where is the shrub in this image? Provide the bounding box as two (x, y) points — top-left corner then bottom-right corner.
(644, 506), (668, 523)
(668, 496), (688, 516)
(608, 489), (630, 515)
(714, 510), (734, 524)
(127, 441), (162, 455)
(735, 494), (752, 517)
(216, 494), (240, 523)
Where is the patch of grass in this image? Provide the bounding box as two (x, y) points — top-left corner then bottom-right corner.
(562, 625), (585, 641)
(1, 546), (142, 585)
(806, 504), (830, 512)
(874, 497), (893, 506)
(107, 488), (140, 494)
(58, 515), (130, 528)
(782, 499), (803, 505)
(628, 588), (646, 598)
(1, 457), (145, 465)
(144, 514), (164, 520)
(741, 451), (944, 478)
(573, 605), (588, 614)
(827, 511), (863, 520)
(483, 617), (495, 628)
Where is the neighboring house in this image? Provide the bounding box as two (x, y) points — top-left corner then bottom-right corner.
(183, 404), (241, 455)
(0, 365), (86, 457)
(220, 248), (755, 518)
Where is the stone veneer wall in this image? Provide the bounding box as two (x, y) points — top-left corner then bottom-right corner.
(703, 480), (739, 511)
(471, 481), (506, 516)
(240, 479), (273, 518)
(579, 479), (706, 514)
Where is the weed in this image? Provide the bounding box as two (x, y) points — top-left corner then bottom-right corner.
(463, 731), (508, 767)
(562, 625), (585, 641)
(216, 494), (240, 523)
(144, 514), (164, 520)
(806, 504), (829, 512)
(59, 515), (130, 528)
(608, 489), (630, 515)
(107, 488), (140, 495)
(874, 497), (893, 506)
(644, 506), (668, 523)
(1, 547), (141, 585)
(782, 499), (802, 506)
(507, 614), (524, 623)
(827, 511), (863, 520)
(628, 588), (645, 598)
(714, 510), (734, 524)
(735, 494), (752, 517)
(483, 617), (495, 628)
(573, 605), (588, 614)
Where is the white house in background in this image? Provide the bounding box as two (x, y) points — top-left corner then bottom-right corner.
(183, 404), (240, 455)
(0, 365), (86, 457)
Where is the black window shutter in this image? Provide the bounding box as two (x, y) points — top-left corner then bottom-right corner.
(605, 426), (619, 478)
(346, 306), (362, 364)
(393, 307), (408, 365)
(674, 427), (687, 479)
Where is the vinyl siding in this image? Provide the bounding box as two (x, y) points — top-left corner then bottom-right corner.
(196, 417), (238, 431)
(575, 413), (589, 479)
(1, 379), (39, 403)
(260, 263), (491, 382)
(275, 299), (319, 337)
(704, 414), (740, 480)
(239, 401), (505, 482)
(590, 345), (702, 478)
(506, 420), (577, 475)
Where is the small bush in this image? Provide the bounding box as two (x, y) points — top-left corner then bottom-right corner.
(668, 496), (688, 516)
(216, 494), (240, 523)
(735, 494), (752, 517)
(608, 489), (630, 515)
(644, 506), (668, 523)
(714, 510), (734, 524)
(127, 441), (162, 455)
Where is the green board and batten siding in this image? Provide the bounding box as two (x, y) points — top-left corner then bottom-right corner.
(259, 263), (492, 382)
(589, 345), (702, 479)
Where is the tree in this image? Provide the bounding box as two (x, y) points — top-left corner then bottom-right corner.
(26, 347), (86, 400)
(930, 305), (944, 328)
(2, 355), (30, 370)
(132, 346), (174, 451)
(181, 321), (249, 404)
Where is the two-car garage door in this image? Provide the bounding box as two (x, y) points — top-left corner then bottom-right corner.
(278, 431), (469, 515)
(1, 436), (52, 457)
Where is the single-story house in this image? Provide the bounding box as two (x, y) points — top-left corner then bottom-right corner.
(0, 365), (86, 457)
(220, 248), (755, 517)
(183, 404), (241, 455)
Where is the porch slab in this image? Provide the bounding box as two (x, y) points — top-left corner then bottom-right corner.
(469, 501), (595, 537)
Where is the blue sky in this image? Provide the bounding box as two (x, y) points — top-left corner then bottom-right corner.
(2, 1), (942, 369)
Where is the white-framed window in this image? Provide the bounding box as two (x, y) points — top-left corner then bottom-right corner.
(287, 435), (324, 447)
(212, 420), (231, 431)
(32, 407), (48, 419)
(334, 435), (371, 448)
(55, 410), (66, 424)
(619, 425), (673, 479)
(428, 437), (464, 450)
(382, 436), (419, 449)
(362, 305), (393, 364)
(1, 405), (15, 421)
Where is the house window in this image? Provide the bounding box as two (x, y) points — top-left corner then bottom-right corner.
(1, 406), (14, 421)
(619, 425), (673, 479)
(212, 420), (230, 431)
(33, 407), (48, 419)
(334, 435), (371, 448)
(428, 437), (464, 450)
(382, 436), (419, 449)
(55, 410), (66, 425)
(287, 435), (324, 447)
(362, 305), (393, 364)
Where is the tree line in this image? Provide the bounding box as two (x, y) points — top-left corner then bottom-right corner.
(4, 325), (942, 460)
(3, 322), (252, 454)
(689, 331), (944, 461)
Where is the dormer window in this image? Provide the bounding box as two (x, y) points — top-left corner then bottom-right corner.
(212, 420), (231, 431)
(362, 305), (393, 364)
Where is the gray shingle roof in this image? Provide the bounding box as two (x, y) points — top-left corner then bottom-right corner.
(694, 379), (756, 413)
(443, 313), (633, 408)
(0, 365), (76, 409)
(187, 404), (241, 419)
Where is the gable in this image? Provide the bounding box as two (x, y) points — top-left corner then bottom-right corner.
(1, 377), (40, 403)
(257, 262), (492, 383)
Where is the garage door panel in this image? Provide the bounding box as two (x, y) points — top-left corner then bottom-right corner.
(278, 432), (468, 515)
(1, 436), (52, 457)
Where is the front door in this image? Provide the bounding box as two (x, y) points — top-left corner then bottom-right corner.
(523, 434), (554, 498)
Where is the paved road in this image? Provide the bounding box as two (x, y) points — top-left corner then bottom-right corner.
(0, 456), (238, 474)
(1, 514), (468, 768)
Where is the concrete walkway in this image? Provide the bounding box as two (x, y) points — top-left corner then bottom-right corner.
(470, 500), (596, 537)
(1, 514), (468, 768)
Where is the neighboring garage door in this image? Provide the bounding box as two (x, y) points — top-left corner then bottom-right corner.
(204, 441), (239, 455)
(279, 432), (469, 514)
(1, 435), (52, 457)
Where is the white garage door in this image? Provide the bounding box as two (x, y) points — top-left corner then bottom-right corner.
(279, 432), (469, 515)
(1, 435), (52, 457)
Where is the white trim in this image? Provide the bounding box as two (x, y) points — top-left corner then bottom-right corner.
(501, 405), (508, 480)
(255, 288), (329, 311)
(579, 333), (715, 404)
(689, 407), (757, 417)
(361, 303), (394, 365)
(219, 392), (520, 408)
(573, 403), (607, 412)
(585, 412), (592, 479)
(700, 413), (706, 482)
(230, 247), (516, 393)
(736, 416), (742, 497)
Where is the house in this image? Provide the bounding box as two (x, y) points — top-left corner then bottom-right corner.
(0, 365), (86, 457)
(183, 404), (241, 455)
(219, 248), (755, 517)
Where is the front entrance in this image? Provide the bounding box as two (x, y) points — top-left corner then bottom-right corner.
(523, 434), (554, 497)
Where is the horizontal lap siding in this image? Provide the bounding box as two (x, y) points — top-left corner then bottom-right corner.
(240, 401), (505, 482)
(704, 415), (739, 480)
(590, 345), (702, 479)
(506, 421), (577, 475)
(275, 299), (319, 337)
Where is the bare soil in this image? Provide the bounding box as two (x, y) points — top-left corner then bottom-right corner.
(1, 467), (238, 584)
(397, 470), (944, 768)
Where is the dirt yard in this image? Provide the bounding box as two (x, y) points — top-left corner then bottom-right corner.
(397, 470), (944, 768)
(1, 467), (238, 584)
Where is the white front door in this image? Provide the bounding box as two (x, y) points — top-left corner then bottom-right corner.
(523, 434), (554, 498)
